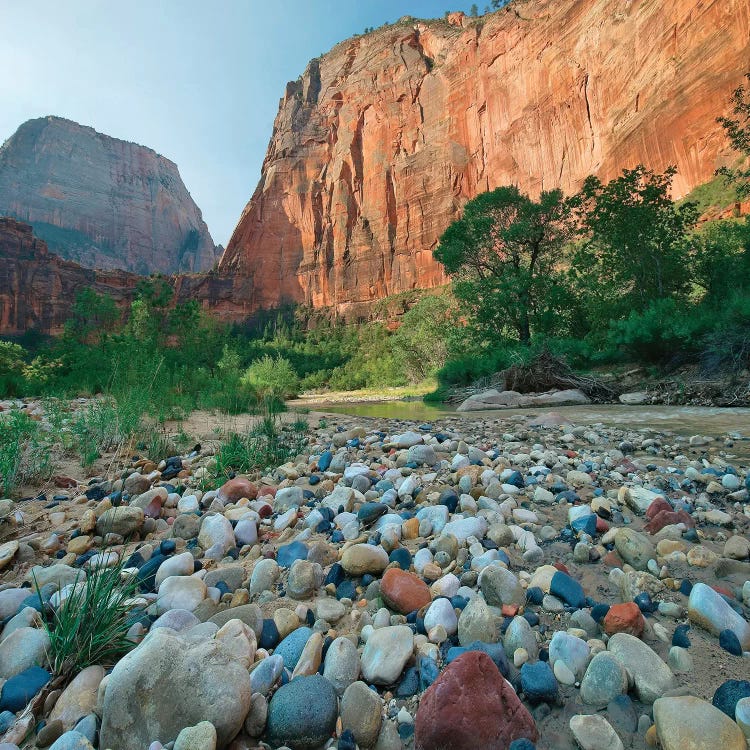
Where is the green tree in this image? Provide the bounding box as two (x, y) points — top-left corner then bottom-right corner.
(391, 295), (453, 381)
(691, 218), (750, 301)
(717, 73), (750, 196)
(0, 340), (27, 396)
(470, 3), (479, 16)
(63, 289), (119, 344)
(571, 166), (699, 324)
(434, 186), (576, 344)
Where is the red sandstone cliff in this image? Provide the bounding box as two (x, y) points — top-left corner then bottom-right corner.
(221, 0), (750, 315)
(0, 117), (219, 275)
(0, 218), (251, 336)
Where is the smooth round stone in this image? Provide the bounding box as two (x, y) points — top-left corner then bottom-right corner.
(274, 627), (314, 670)
(580, 652), (628, 707)
(155, 575), (206, 614)
(414, 651), (537, 750)
(48, 731), (95, 749)
(380, 568), (431, 614)
(361, 625), (413, 685)
(549, 631), (590, 679)
(340, 544), (389, 575)
(49, 665), (105, 730)
(667, 646), (693, 672)
(720, 628), (743, 656)
(197, 514), (235, 554)
(542, 594), (564, 613)
(520, 661), (558, 704)
(266, 674), (338, 750)
(315, 597), (345, 623)
(173, 721), (217, 750)
(155, 552), (195, 589)
(554, 660), (576, 686)
(234, 519), (258, 547)
(735, 697), (750, 740)
(244, 693), (268, 737)
(479, 566), (525, 607)
(0, 666), (51, 712)
(323, 636), (361, 696)
(654, 695), (747, 750)
(614, 528), (655, 571)
(607, 633), (676, 703)
(424, 598), (458, 636)
(249, 654), (284, 695)
(341, 681), (382, 748)
(549, 570), (586, 609)
(249, 558), (279, 596)
(504, 616), (538, 661)
(688, 582), (750, 649)
(713, 680), (750, 718)
(287, 560), (317, 600)
(457, 596), (497, 646)
(569, 714), (624, 750)
(0, 626), (50, 679)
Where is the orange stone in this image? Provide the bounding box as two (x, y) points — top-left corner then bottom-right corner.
(603, 602), (644, 637)
(380, 568), (431, 614)
(402, 517), (420, 540)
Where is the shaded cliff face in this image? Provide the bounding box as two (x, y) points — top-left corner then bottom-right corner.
(0, 117), (219, 274)
(222, 0), (750, 315)
(0, 218), (251, 336)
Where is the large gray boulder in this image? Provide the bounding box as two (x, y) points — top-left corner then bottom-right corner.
(457, 388), (590, 412)
(99, 628), (251, 749)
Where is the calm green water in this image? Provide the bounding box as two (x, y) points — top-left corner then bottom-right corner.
(312, 401), (750, 439)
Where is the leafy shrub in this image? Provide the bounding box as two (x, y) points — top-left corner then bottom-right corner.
(241, 355), (300, 401)
(0, 411), (54, 495)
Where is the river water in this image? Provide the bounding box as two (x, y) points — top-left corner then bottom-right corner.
(309, 401), (750, 447)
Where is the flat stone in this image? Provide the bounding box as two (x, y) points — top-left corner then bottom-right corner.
(156, 575), (206, 614)
(0, 626), (49, 679)
(174, 721), (217, 750)
(96, 506), (143, 537)
(653, 695), (746, 750)
(323, 636), (361, 696)
(361, 625), (413, 685)
(569, 714), (624, 750)
(341, 681), (382, 748)
(580, 652), (628, 706)
(614, 528), (655, 571)
(603, 602), (644, 637)
(480, 566), (525, 607)
(607, 633), (676, 703)
(49, 666), (105, 730)
(458, 596), (497, 646)
(341, 544), (389, 575)
(0, 541), (18, 571)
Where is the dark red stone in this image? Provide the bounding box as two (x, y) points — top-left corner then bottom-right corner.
(553, 562), (569, 574)
(415, 651), (537, 750)
(595, 516), (609, 533)
(644, 509), (694, 534)
(646, 497), (673, 519)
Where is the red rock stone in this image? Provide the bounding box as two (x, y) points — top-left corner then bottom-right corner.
(646, 498), (673, 519)
(553, 562), (569, 574)
(603, 551), (624, 568)
(645, 509), (694, 534)
(501, 604), (519, 618)
(603, 602), (644, 637)
(595, 516), (609, 533)
(53, 476), (77, 488)
(380, 568), (431, 614)
(415, 650), (537, 750)
(217, 477), (258, 503)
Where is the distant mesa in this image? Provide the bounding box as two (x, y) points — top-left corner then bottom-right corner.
(0, 116), (220, 275)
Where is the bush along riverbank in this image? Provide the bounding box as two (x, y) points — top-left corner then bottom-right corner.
(0, 403), (749, 749)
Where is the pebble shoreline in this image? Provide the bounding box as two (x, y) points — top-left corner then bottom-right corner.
(1, 402), (750, 750)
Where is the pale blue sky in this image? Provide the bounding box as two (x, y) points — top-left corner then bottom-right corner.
(1, 0), (482, 245)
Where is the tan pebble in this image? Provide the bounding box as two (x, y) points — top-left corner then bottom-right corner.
(402, 517), (420, 540)
(94, 499), (112, 517)
(230, 590), (249, 607)
(80, 510), (97, 533)
(645, 724), (658, 746)
(291, 632), (323, 678)
(422, 563), (442, 581)
(67, 536), (91, 555)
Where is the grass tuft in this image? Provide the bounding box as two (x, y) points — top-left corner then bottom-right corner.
(36, 558), (140, 678)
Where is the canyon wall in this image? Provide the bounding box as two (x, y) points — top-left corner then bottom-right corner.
(0, 218), (251, 336)
(0, 117), (219, 274)
(222, 0), (750, 316)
